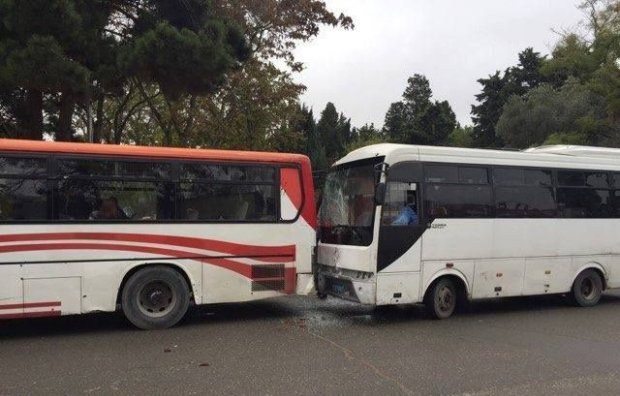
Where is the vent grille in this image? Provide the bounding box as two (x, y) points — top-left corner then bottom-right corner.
(251, 264), (286, 292)
(251, 264), (285, 279)
(252, 279), (285, 292)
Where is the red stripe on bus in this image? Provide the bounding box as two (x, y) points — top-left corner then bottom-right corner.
(0, 233), (295, 262)
(0, 301), (61, 310)
(0, 242), (256, 277)
(0, 311), (62, 320)
(0, 243), (297, 287)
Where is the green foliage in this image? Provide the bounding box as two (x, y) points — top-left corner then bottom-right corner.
(496, 80), (612, 148)
(120, 1), (250, 100)
(383, 74), (457, 146)
(490, 1), (620, 149)
(471, 48), (547, 148)
(346, 123), (384, 152)
(317, 102), (352, 163)
(448, 125), (474, 148)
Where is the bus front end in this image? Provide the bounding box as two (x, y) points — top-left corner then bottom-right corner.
(316, 157), (383, 304)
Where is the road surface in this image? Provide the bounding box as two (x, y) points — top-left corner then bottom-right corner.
(2, 292), (620, 395)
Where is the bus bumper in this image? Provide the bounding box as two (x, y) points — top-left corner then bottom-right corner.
(316, 265), (376, 304)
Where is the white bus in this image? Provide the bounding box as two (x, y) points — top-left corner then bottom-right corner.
(316, 144), (620, 319)
(0, 139), (317, 329)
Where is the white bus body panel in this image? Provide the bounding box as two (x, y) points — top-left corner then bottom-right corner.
(0, 221), (315, 317)
(319, 144), (620, 306)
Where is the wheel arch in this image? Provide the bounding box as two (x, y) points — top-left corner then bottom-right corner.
(116, 262), (199, 307)
(571, 262), (608, 290)
(423, 269), (470, 302)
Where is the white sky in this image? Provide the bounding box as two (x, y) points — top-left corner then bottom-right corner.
(294, 0), (586, 128)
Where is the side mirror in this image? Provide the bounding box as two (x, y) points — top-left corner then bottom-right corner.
(375, 182), (386, 205)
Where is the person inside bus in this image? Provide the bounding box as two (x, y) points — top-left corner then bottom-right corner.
(91, 197), (128, 220)
(392, 190), (419, 225)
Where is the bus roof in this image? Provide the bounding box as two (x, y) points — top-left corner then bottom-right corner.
(335, 143), (620, 171)
(0, 138), (310, 165)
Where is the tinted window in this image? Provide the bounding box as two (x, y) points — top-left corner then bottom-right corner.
(495, 187), (556, 218)
(614, 173), (620, 188)
(494, 168), (522, 185)
(181, 163), (275, 183)
(0, 156), (47, 177)
(380, 182), (419, 226)
(459, 167), (488, 184)
(55, 179), (174, 221)
(425, 185), (492, 219)
(178, 183), (276, 221)
(495, 168), (552, 186)
(557, 188), (611, 218)
(425, 165), (458, 183)
(616, 191), (620, 217)
(525, 169), (553, 186)
(0, 178), (47, 220)
(558, 171), (609, 188)
(58, 159), (171, 179)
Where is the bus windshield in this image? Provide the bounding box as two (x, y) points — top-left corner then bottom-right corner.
(319, 160), (380, 246)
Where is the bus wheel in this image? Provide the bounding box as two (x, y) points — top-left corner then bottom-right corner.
(425, 278), (457, 320)
(571, 269), (603, 308)
(121, 266), (190, 330)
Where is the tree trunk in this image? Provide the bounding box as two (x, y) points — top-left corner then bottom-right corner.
(22, 90), (43, 140)
(93, 95), (105, 143)
(57, 92), (76, 142)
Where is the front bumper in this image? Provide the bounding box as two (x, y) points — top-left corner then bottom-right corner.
(316, 264), (376, 304)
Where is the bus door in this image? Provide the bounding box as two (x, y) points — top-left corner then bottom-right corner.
(377, 162), (425, 274)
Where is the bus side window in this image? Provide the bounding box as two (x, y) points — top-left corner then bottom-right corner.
(381, 182), (419, 226)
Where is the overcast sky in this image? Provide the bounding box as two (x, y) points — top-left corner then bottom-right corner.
(294, 0), (586, 128)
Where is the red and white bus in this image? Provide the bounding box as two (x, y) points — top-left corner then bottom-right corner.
(0, 139), (316, 329)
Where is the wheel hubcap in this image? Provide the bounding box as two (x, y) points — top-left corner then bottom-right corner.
(581, 277), (595, 300)
(138, 280), (176, 318)
(437, 286), (454, 312)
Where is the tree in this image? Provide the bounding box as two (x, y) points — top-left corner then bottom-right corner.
(383, 102), (408, 142)
(317, 102), (352, 162)
(384, 74), (457, 145)
(107, 0), (353, 148)
(0, 0), (250, 143)
(416, 100), (457, 145)
(347, 123), (384, 151)
(448, 125), (474, 148)
(471, 48), (546, 148)
(496, 80), (612, 148)
(0, 0), (115, 140)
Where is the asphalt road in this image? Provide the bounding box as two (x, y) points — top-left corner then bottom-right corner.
(2, 291), (620, 396)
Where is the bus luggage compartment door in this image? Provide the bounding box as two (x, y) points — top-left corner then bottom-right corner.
(22, 277), (82, 316)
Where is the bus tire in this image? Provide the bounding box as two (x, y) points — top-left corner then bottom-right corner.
(424, 278), (457, 320)
(121, 266), (190, 330)
(571, 269), (603, 308)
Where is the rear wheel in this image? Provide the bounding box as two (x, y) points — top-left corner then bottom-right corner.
(425, 278), (457, 319)
(121, 266), (190, 330)
(571, 269), (603, 307)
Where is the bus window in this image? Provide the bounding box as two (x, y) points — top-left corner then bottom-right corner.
(558, 171), (610, 188)
(495, 186), (556, 218)
(425, 184), (492, 219)
(459, 167), (488, 184)
(381, 182), (419, 226)
(557, 188), (612, 218)
(0, 178), (48, 220)
(177, 183), (276, 222)
(56, 179), (174, 221)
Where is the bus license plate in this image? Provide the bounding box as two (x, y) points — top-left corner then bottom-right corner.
(331, 281), (346, 295)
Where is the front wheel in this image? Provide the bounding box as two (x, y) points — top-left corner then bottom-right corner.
(424, 278), (457, 319)
(121, 266), (190, 330)
(571, 269), (603, 308)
